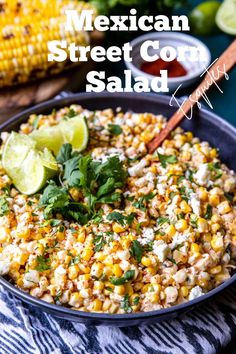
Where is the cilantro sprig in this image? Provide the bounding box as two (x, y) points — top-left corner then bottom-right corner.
(40, 144), (127, 225)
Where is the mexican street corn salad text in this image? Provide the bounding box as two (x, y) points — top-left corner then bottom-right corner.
(0, 105), (235, 314)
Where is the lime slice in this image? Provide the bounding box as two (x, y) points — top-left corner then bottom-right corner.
(189, 1), (221, 35)
(30, 115), (89, 155)
(2, 132), (58, 195)
(216, 0), (236, 35)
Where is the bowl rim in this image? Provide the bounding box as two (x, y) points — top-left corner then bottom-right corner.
(0, 91), (235, 322)
(125, 31), (212, 83)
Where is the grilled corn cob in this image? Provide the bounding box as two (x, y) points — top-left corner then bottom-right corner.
(0, 0), (96, 87)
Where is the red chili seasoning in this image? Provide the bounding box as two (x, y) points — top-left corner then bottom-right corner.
(140, 58), (187, 78)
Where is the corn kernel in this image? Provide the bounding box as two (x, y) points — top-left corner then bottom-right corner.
(175, 219), (188, 232)
(150, 293), (160, 303)
(112, 223), (126, 233)
(69, 292), (83, 307)
(92, 299), (102, 311)
(211, 223), (221, 233)
(102, 298), (111, 311)
(146, 267), (156, 275)
(78, 264), (90, 274)
(90, 262), (103, 279)
(211, 235), (224, 252)
(191, 243), (200, 253)
(141, 284), (150, 293)
(180, 286), (189, 297)
(166, 224), (176, 238)
(209, 265), (222, 274)
(141, 256), (152, 267)
(199, 188), (208, 201)
(112, 264), (123, 277)
(68, 265), (79, 280)
(211, 214), (221, 223)
(93, 281), (104, 291)
(209, 194), (220, 207)
(114, 285), (126, 295)
(180, 200), (191, 213)
(81, 249), (93, 261)
(77, 230), (86, 243)
(218, 201), (231, 215)
(95, 252), (106, 262)
(125, 283), (134, 295)
(197, 218), (209, 233)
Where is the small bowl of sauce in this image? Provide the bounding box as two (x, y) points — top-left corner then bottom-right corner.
(125, 32), (211, 92)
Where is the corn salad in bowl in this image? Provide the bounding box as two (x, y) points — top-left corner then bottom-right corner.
(0, 105), (235, 314)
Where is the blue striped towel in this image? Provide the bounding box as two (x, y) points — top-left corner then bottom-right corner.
(0, 284), (235, 354)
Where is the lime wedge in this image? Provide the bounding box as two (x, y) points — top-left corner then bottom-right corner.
(189, 1), (221, 35)
(30, 115), (89, 155)
(2, 132), (58, 195)
(216, 0), (236, 35)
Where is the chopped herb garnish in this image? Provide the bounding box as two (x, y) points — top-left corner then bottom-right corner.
(107, 124), (123, 135)
(0, 195), (10, 216)
(157, 153), (177, 168)
(107, 212), (136, 226)
(65, 108), (77, 119)
(133, 296), (140, 306)
(186, 169), (194, 183)
(50, 219), (62, 227)
(190, 214), (198, 228)
(69, 255), (81, 266)
(177, 176), (185, 184)
(145, 241), (154, 252)
(204, 204), (212, 220)
(54, 291), (62, 302)
(131, 240), (143, 263)
(35, 255), (51, 272)
(93, 234), (106, 252)
(157, 216), (169, 227)
(110, 270), (135, 285)
(32, 115), (40, 130)
(133, 192), (155, 211)
(224, 192), (234, 204)
(121, 294), (132, 313)
(208, 162), (223, 180)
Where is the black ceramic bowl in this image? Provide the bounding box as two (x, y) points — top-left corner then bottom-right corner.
(0, 92), (235, 326)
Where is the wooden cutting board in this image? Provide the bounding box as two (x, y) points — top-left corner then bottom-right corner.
(0, 31), (103, 124)
(0, 61), (95, 123)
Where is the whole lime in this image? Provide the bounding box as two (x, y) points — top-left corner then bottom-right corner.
(189, 1), (221, 35)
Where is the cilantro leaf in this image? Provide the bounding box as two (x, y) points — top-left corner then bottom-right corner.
(35, 255), (51, 272)
(157, 153), (177, 168)
(40, 182), (69, 219)
(93, 234), (106, 252)
(110, 270), (135, 285)
(208, 162), (223, 180)
(56, 143), (73, 164)
(0, 195), (10, 216)
(107, 212), (135, 226)
(204, 204), (212, 220)
(121, 294), (132, 313)
(133, 192), (155, 211)
(157, 216), (169, 226)
(131, 240), (143, 263)
(107, 124), (123, 135)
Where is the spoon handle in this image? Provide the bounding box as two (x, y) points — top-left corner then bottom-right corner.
(148, 39), (236, 154)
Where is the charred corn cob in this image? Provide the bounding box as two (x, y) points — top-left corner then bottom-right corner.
(0, 0), (96, 87)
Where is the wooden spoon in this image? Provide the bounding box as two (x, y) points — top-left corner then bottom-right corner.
(147, 39), (236, 154)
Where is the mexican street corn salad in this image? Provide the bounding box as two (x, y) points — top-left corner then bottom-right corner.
(0, 105), (235, 314)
